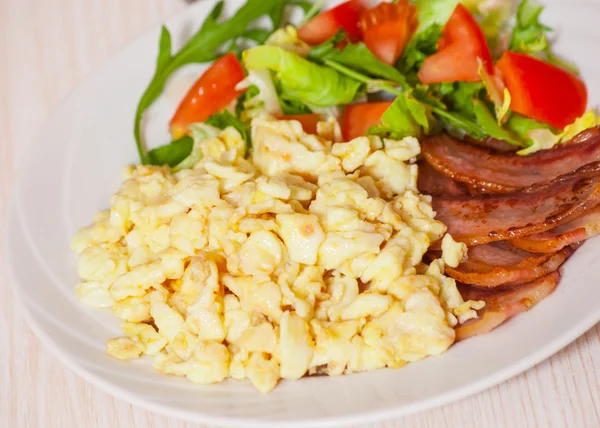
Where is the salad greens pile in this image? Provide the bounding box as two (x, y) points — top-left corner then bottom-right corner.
(135, 0), (596, 168)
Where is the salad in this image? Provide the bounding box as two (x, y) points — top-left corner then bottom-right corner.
(134, 0), (596, 168)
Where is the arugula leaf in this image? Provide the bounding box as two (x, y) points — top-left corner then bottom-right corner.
(309, 33), (408, 85)
(148, 135), (194, 167)
(205, 110), (251, 152)
(243, 45), (363, 107)
(240, 28), (272, 44)
(134, 0), (280, 164)
(397, 25), (442, 86)
(368, 93), (432, 139)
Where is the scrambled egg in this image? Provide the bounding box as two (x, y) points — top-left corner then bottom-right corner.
(72, 116), (481, 393)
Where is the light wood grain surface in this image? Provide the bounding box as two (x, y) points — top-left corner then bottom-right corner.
(1, 1), (600, 427)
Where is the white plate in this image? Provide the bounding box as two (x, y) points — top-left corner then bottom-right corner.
(5, 1), (600, 426)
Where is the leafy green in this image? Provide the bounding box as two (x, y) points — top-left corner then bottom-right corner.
(309, 32), (407, 85)
(397, 25), (442, 86)
(509, 0), (578, 73)
(270, 0), (323, 29)
(463, 0), (512, 53)
(561, 110), (600, 142)
(205, 110), (251, 152)
(508, 110), (600, 155)
(505, 113), (552, 136)
(134, 0), (281, 164)
(434, 82), (484, 118)
(148, 135), (194, 167)
(279, 92), (314, 115)
(265, 26), (312, 57)
(243, 45), (363, 107)
(240, 28), (272, 44)
(368, 93), (432, 139)
(291, 0), (323, 26)
(510, 0), (551, 54)
(472, 100), (521, 145)
(413, 0), (458, 35)
(172, 124), (221, 171)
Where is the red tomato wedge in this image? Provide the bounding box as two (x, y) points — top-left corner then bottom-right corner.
(298, 0), (366, 46)
(360, 1), (418, 65)
(418, 4), (493, 84)
(279, 114), (322, 135)
(342, 102), (392, 141)
(496, 52), (588, 129)
(169, 53), (246, 139)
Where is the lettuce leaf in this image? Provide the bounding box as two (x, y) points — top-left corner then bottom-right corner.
(509, 0), (578, 73)
(368, 92), (432, 139)
(205, 110), (250, 151)
(413, 0), (458, 34)
(172, 124), (221, 171)
(510, 0), (551, 54)
(511, 110), (600, 155)
(243, 45), (363, 107)
(266, 26), (312, 57)
(472, 100), (521, 145)
(561, 110), (600, 142)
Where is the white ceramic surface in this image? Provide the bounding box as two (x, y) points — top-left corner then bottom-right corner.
(5, 1), (600, 427)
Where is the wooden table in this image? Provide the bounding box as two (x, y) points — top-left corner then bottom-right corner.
(1, 1), (600, 427)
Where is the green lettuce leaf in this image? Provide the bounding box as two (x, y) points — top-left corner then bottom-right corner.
(561, 110), (600, 142)
(243, 45), (363, 107)
(368, 92), (432, 139)
(413, 0), (458, 35)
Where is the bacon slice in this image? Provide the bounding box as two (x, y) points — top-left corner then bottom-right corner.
(455, 272), (560, 341)
(432, 173), (600, 246)
(417, 161), (469, 197)
(512, 205), (600, 253)
(446, 242), (573, 287)
(422, 127), (600, 193)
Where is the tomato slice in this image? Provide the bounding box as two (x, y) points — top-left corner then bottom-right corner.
(297, 0), (366, 46)
(342, 102), (392, 141)
(418, 4), (493, 84)
(496, 52), (588, 129)
(279, 114), (322, 135)
(169, 53), (246, 139)
(360, 0), (418, 65)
